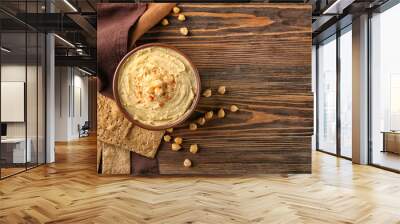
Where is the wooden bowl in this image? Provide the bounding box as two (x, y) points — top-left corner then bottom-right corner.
(113, 43), (201, 131)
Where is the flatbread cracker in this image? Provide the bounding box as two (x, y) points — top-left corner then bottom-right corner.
(99, 140), (131, 175)
(97, 94), (164, 158)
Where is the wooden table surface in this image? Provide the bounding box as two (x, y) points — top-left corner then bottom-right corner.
(137, 3), (313, 175)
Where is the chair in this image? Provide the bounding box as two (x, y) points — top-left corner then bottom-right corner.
(78, 121), (90, 138)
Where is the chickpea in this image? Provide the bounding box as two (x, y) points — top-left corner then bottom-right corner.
(173, 6), (180, 14)
(161, 18), (169, 26)
(171, 143), (182, 151)
(189, 123), (197, 131)
(230, 105), (239, 112)
(202, 89), (212, 97)
(196, 117), (206, 126)
(180, 27), (189, 36)
(218, 108), (225, 118)
(178, 14), (186, 21)
(205, 111), (213, 120)
(164, 135), (171, 142)
(190, 144), (198, 154)
(183, 158), (192, 167)
(218, 86), (226, 95)
(174, 137), (183, 145)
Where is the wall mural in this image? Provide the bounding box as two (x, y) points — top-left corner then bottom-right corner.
(96, 3), (313, 176)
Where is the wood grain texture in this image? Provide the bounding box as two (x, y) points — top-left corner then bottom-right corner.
(2, 137), (400, 223)
(137, 3), (313, 174)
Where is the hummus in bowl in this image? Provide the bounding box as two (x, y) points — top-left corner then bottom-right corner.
(113, 44), (200, 130)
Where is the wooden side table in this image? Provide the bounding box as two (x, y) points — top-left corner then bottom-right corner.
(382, 131), (400, 154)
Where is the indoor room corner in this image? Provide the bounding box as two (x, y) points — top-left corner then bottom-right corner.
(313, 1), (400, 171)
(1, 0), (400, 223)
(54, 66), (97, 142)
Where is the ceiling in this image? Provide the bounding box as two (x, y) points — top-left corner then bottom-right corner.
(311, 0), (390, 43)
(1, 32), (45, 64)
(0, 0), (392, 72)
(0, 0), (98, 73)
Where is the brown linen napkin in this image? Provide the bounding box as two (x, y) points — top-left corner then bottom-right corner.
(97, 3), (176, 98)
(97, 3), (146, 98)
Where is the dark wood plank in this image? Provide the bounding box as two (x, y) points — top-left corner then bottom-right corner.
(137, 3), (312, 175)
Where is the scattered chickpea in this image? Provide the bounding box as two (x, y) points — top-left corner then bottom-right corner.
(180, 27), (189, 36)
(173, 6), (181, 14)
(218, 108), (225, 118)
(196, 117), (206, 126)
(178, 14), (186, 21)
(230, 105), (239, 112)
(189, 123), (197, 131)
(190, 144), (198, 154)
(166, 128), (174, 133)
(171, 143), (182, 151)
(202, 89), (212, 97)
(218, 86), (226, 95)
(164, 135), (171, 142)
(174, 137), (183, 145)
(183, 158), (192, 167)
(205, 111), (213, 120)
(161, 18), (169, 26)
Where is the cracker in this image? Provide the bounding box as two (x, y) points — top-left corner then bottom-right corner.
(99, 140), (131, 175)
(97, 94), (164, 158)
(122, 126), (165, 158)
(97, 94), (132, 143)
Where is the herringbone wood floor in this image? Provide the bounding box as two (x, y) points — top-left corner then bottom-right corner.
(1, 136), (400, 224)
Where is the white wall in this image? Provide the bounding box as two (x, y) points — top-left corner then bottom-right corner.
(1, 65), (41, 137)
(55, 66), (69, 141)
(1, 63), (46, 164)
(1, 65), (25, 165)
(72, 73), (89, 138)
(1, 65), (26, 138)
(54, 67), (89, 141)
